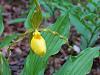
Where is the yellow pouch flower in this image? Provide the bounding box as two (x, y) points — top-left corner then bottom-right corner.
(31, 30), (46, 56)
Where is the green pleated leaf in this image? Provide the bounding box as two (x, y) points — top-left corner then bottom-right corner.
(8, 18), (26, 24)
(0, 52), (11, 75)
(88, 31), (99, 47)
(20, 13), (70, 75)
(0, 34), (18, 48)
(0, 6), (4, 36)
(54, 47), (100, 75)
(0, 53), (1, 74)
(69, 14), (91, 49)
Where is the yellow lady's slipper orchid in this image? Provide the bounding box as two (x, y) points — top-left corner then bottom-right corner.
(31, 30), (46, 56)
